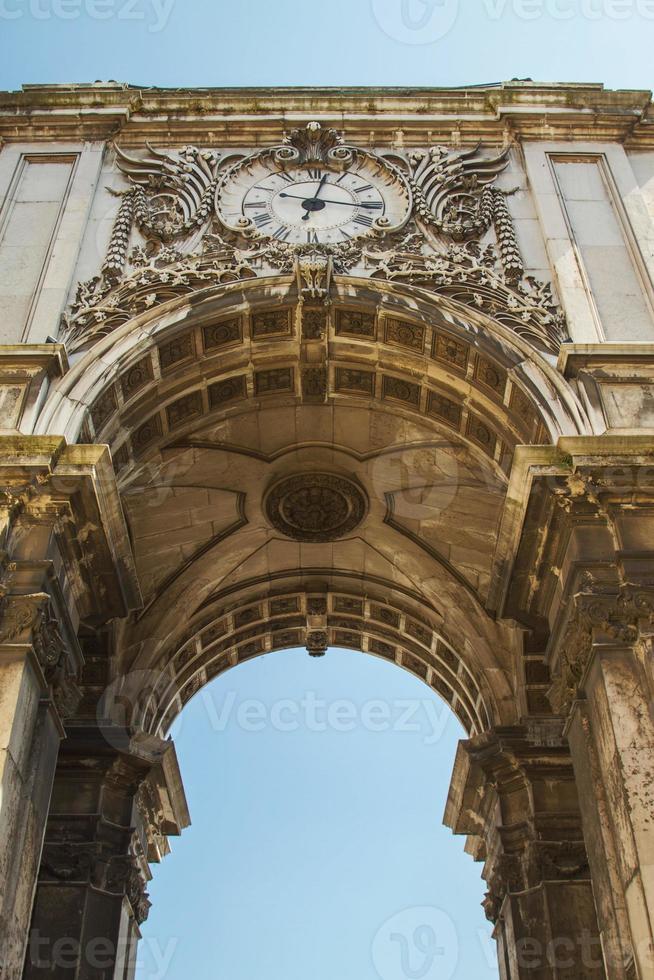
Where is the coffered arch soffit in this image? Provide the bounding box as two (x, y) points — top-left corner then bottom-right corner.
(36, 277), (585, 734)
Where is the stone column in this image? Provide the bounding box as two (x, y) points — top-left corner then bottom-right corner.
(0, 438), (141, 978)
(445, 722), (606, 979)
(551, 588), (654, 979)
(494, 438), (654, 977)
(0, 634), (62, 977)
(23, 724), (189, 980)
(0, 586), (82, 977)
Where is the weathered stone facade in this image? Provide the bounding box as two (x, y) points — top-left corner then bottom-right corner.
(0, 80), (654, 977)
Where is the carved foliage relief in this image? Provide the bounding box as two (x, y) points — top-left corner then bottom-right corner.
(63, 124), (566, 356)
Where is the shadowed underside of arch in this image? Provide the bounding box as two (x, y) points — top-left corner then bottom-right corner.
(41, 276), (588, 738)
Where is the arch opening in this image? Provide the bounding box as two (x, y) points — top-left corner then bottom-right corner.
(134, 645), (499, 980)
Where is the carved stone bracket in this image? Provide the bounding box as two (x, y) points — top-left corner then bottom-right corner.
(445, 723), (592, 925)
(295, 250), (332, 303)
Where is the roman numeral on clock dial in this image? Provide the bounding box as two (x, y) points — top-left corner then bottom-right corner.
(253, 212), (273, 228)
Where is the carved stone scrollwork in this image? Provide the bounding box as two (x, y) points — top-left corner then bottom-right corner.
(306, 631), (328, 658)
(126, 862), (152, 925)
(113, 142), (223, 243)
(483, 852), (522, 923)
(368, 239), (565, 355)
(295, 250), (332, 302)
(275, 121), (354, 169)
(525, 840), (589, 885)
(402, 143), (510, 240)
(40, 843), (98, 883)
(64, 127), (566, 357)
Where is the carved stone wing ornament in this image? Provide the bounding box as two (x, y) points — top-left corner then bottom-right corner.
(399, 142), (510, 238)
(64, 126), (566, 356)
(114, 142), (223, 241)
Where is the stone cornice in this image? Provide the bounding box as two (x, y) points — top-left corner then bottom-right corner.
(0, 81), (652, 147)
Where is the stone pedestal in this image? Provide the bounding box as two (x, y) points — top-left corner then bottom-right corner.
(23, 725), (189, 980)
(445, 723), (605, 979)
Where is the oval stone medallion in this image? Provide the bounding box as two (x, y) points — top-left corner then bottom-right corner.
(264, 473), (367, 542)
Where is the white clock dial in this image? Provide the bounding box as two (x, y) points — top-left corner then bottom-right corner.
(218, 159), (411, 244)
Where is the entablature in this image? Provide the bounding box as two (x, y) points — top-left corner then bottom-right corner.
(1, 81), (653, 147)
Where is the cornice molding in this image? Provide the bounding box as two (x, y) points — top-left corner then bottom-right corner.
(0, 81), (652, 147)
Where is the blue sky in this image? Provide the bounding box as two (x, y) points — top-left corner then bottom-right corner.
(137, 649), (498, 980)
(0, 0), (652, 91)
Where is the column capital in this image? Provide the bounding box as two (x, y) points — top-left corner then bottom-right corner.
(0, 437), (141, 624)
(0, 590), (83, 721)
(490, 435), (654, 629)
(549, 584), (654, 714)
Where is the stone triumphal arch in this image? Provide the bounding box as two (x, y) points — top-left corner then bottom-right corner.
(1, 81), (654, 978)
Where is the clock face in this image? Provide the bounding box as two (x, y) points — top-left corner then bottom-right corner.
(217, 159), (411, 244)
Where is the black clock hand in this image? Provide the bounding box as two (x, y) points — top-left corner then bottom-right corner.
(301, 173), (329, 220)
(280, 192), (381, 209)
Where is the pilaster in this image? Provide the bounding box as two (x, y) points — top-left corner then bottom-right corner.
(0, 437), (140, 979)
(494, 434), (654, 978)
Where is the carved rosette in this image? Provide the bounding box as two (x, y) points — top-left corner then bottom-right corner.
(264, 473), (368, 543)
